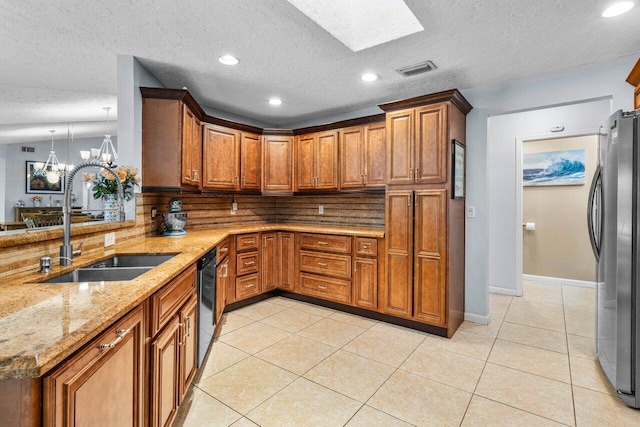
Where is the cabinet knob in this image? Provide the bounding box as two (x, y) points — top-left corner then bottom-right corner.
(193, 170), (198, 180)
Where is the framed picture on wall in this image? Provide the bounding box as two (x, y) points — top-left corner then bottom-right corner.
(26, 161), (65, 194)
(452, 140), (465, 199)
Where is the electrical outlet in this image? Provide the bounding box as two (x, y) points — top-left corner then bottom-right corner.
(232, 202), (238, 211)
(318, 205), (324, 214)
(467, 206), (476, 218)
(104, 232), (116, 247)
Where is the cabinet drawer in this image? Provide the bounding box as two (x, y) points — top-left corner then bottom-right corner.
(150, 265), (197, 336)
(300, 251), (351, 279)
(236, 273), (260, 299)
(355, 237), (377, 257)
(299, 273), (351, 304)
(217, 238), (230, 260)
(236, 251), (259, 275)
(300, 233), (352, 254)
(236, 233), (259, 252)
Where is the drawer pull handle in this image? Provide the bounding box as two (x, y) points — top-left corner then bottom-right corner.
(244, 261), (255, 266)
(317, 262), (328, 267)
(220, 247), (228, 253)
(243, 283), (255, 288)
(362, 245), (369, 249)
(317, 241), (328, 245)
(243, 241), (253, 245)
(317, 285), (328, 290)
(99, 328), (131, 351)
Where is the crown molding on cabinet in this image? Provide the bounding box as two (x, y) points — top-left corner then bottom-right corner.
(378, 89), (472, 115)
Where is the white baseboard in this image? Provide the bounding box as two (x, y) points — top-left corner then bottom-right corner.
(464, 312), (491, 325)
(523, 274), (596, 288)
(489, 286), (517, 296)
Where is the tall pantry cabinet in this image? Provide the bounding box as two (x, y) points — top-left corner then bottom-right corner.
(380, 90), (472, 337)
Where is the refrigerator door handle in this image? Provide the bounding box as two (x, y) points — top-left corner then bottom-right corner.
(587, 165), (602, 261)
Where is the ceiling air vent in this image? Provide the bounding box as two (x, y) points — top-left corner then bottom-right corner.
(395, 60), (437, 77)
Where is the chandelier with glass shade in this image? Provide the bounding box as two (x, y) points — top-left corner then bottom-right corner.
(33, 130), (70, 185)
(80, 107), (118, 166)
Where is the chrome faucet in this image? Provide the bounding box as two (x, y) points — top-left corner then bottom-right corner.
(60, 161), (125, 266)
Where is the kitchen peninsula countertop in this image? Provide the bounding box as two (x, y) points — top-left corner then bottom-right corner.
(0, 224), (384, 380)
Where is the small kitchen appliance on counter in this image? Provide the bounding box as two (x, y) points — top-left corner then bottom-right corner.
(162, 197), (187, 236)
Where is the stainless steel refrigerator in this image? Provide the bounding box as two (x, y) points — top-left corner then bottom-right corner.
(589, 109), (640, 408)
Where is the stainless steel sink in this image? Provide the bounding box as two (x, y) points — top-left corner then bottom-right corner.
(42, 267), (153, 283)
(86, 253), (177, 269)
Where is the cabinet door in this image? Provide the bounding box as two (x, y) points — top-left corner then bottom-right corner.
(277, 232), (295, 291)
(202, 124), (240, 189)
(354, 257), (378, 309)
(236, 273), (260, 299)
(263, 135), (293, 192)
(191, 115), (202, 186)
(179, 296), (198, 400)
(364, 123), (386, 187)
(413, 190), (447, 326)
(262, 232), (277, 292)
(240, 132), (261, 190)
(414, 103), (447, 184)
(383, 191), (413, 318)
(340, 126), (365, 189)
(316, 131), (339, 190)
(215, 258), (228, 324)
(43, 306), (145, 427)
(151, 317), (180, 427)
(296, 134), (316, 190)
(386, 109), (414, 185)
(181, 105), (197, 186)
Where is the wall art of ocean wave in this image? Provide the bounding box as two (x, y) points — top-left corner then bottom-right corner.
(523, 149), (585, 186)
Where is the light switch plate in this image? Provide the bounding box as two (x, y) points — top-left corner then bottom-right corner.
(318, 205), (324, 214)
(104, 232), (116, 247)
(467, 206), (476, 218)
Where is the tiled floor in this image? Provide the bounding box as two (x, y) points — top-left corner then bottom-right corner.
(176, 284), (640, 426)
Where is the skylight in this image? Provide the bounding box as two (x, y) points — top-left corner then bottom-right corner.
(287, 0), (424, 52)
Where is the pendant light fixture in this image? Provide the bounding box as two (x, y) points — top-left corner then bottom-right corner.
(34, 130), (65, 184)
(81, 107), (118, 166)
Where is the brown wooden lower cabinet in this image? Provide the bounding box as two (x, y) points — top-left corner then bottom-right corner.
(236, 273), (260, 299)
(179, 296), (198, 398)
(277, 232), (295, 291)
(216, 255), (229, 324)
(353, 256), (378, 309)
(151, 314), (181, 427)
(261, 232), (277, 292)
(43, 305), (145, 427)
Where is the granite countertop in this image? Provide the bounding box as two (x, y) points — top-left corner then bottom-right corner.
(0, 224), (383, 380)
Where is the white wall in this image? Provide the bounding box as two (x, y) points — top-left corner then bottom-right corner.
(0, 145), (6, 222)
(461, 54), (636, 320)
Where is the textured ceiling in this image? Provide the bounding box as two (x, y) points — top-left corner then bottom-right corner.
(1, 0), (640, 137)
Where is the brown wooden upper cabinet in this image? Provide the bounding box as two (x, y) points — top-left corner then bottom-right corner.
(203, 124), (240, 190)
(240, 132), (262, 190)
(340, 123), (386, 189)
(295, 131), (339, 191)
(142, 93), (203, 191)
(386, 103), (448, 185)
(626, 58), (640, 109)
(263, 134), (294, 192)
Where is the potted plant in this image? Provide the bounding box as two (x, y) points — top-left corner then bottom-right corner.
(31, 195), (42, 207)
(83, 167), (140, 221)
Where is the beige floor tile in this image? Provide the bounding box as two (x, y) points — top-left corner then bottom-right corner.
(564, 308), (595, 338)
(247, 378), (361, 427)
(343, 325), (425, 367)
(570, 355), (617, 395)
(490, 293), (513, 318)
(498, 321), (568, 354)
(255, 334), (336, 375)
(368, 370), (471, 426)
(230, 417), (259, 426)
(328, 311), (378, 329)
(232, 300), (287, 321)
(219, 322), (291, 354)
(304, 349), (395, 402)
(505, 299), (566, 332)
(196, 341), (250, 384)
(182, 388), (242, 427)
(297, 317), (365, 347)
(425, 330), (495, 360)
(523, 282), (564, 305)
(461, 395), (564, 427)
(346, 405), (413, 427)
(198, 356), (297, 414)
(266, 296), (300, 307)
(218, 312), (255, 335)
(567, 334), (596, 360)
(400, 341), (485, 392)
(489, 339), (570, 383)
(573, 385), (640, 426)
(475, 363), (574, 425)
(259, 307), (323, 333)
(458, 318), (503, 338)
(370, 321), (428, 341)
(291, 301), (337, 317)
(562, 286), (595, 309)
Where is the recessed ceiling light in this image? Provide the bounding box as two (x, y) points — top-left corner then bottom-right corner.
(218, 55), (239, 65)
(602, 1), (634, 17)
(361, 73), (379, 82)
(268, 97), (282, 106)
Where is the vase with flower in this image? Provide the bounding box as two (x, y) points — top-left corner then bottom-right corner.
(31, 195), (42, 207)
(83, 167), (140, 222)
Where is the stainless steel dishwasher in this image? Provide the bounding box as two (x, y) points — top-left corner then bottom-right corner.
(197, 248), (217, 368)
